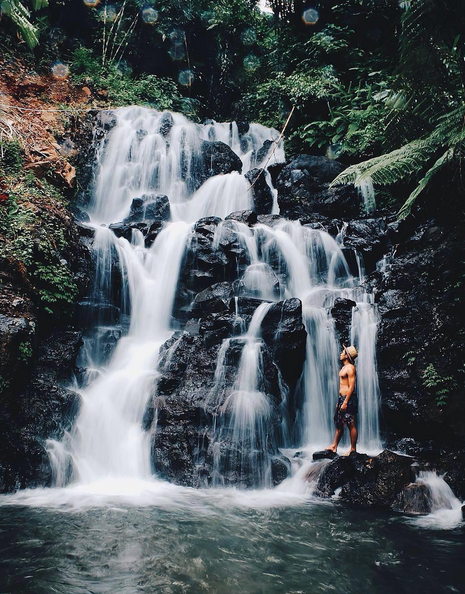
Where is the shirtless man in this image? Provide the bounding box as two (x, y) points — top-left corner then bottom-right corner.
(327, 345), (358, 455)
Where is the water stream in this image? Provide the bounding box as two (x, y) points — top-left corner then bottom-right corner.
(0, 108), (462, 590)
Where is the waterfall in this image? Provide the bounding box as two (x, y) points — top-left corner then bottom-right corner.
(412, 472), (463, 529)
(208, 303), (274, 487)
(48, 105), (382, 491)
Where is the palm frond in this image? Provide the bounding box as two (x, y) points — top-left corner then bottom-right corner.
(330, 138), (438, 188)
(397, 147), (455, 219)
(30, 0), (48, 9)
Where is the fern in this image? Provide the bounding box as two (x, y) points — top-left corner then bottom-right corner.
(1, 0), (48, 48)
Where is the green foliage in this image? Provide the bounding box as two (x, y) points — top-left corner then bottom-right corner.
(402, 350), (417, 367)
(0, 374), (10, 395)
(0, 0), (48, 48)
(0, 140), (24, 174)
(17, 340), (33, 362)
(0, 170), (79, 319)
(71, 47), (185, 110)
(331, 0), (465, 219)
(422, 363), (458, 407)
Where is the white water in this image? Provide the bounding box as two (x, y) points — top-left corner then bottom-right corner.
(41, 106), (380, 499)
(410, 471), (463, 530)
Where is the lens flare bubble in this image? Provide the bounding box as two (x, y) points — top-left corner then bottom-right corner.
(100, 5), (118, 22)
(51, 62), (69, 80)
(141, 6), (158, 25)
(302, 7), (319, 25)
(200, 10), (215, 23)
(326, 143), (343, 160)
(243, 55), (260, 72)
(168, 45), (186, 61)
(117, 60), (132, 75)
(178, 69), (194, 86)
(169, 28), (185, 44)
(83, 0), (101, 7)
(241, 28), (257, 46)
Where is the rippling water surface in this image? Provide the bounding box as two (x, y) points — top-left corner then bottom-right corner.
(0, 482), (463, 594)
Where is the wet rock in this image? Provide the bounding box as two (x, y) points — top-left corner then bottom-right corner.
(225, 210), (257, 225)
(123, 197), (145, 224)
(145, 220), (165, 248)
(313, 450), (338, 461)
(331, 298), (356, 346)
(245, 169), (273, 215)
(199, 312), (239, 346)
(236, 121), (250, 137)
(199, 140), (242, 186)
(316, 450), (415, 509)
(193, 282), (235, 314)
(96, 110), (117, 132)
(256, 214), (282, 227)
(276, 155), (361, 220)
(159, 112), (174, 137)
(252, 139), (274, 167)
(0, 328), (82, 493)
(144, 194), (170, 222)
(392, 482), (432, 515)
(341, 218), (391, 273)
(109, 222), (133, 241)
(271, 456), (291, 485)
(150, 330), (283, 488)
(267, 162), (286, 186)
(261, 298), (307, 391)
(375, 223), (465, 445)
(0, 314), (36, 396)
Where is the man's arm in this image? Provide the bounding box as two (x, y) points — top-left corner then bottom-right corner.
(341, 366), (356, 411)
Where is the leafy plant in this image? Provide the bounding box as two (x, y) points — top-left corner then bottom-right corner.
(17, 340), (33, 362)
(0, 0), (48, 48)
(331, 0), (465, 219)
(422, 363), (458, 407)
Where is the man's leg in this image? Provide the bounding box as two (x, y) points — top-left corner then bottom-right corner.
(327, 426), (343, 452)
(346, 419), (357, 454)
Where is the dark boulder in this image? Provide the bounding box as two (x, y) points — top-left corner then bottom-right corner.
(123, 193), (171, 224)
(392, 482), (432, 515)
(159, 112), (174, 137)
(149, 329), (285, 488)
(276, 155), (361, 220)
(145, 220), (166, 248)
(340, 218), (391, 273)
(256, 214), (282, 227)
(109, 222), (132, 241)
(0, 328), (83, 493)
(261, 298), (307, 391)
(193, 282), (235, 314)
(252, 139), (273, 167)
(245, 169), (273, 215)
(331, 298), (356, 346)
(315, 450), (415, 509)
(144, 194), (170, 222)
(198, 140), (242, 187)
(225, 210), (258, 225)
(313, 449), (338, 461)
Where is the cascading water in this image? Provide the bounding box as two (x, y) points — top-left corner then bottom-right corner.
(208, 303), (275, 487)
(48, 105), (382, 492)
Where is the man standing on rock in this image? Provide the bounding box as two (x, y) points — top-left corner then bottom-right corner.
(327, 345), (358, 455)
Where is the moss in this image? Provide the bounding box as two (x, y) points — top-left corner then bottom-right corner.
(0, 140), (24, 175)
(0, 162), (80, 321)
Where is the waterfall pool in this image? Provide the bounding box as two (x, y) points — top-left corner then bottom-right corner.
(0, 482), (463, 593)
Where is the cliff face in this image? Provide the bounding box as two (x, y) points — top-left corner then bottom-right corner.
(0, 96), (464, 497)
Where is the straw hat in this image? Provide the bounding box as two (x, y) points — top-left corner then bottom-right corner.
(343, 344), (358, 363)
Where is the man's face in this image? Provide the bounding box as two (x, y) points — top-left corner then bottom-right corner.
(340, 350), (346, 361)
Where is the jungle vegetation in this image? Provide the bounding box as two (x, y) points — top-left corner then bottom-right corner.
(1, 0), (464, 219)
